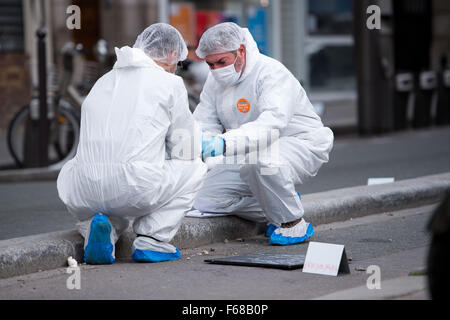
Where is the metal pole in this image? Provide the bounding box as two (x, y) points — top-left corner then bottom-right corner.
(158, 0), (169, 23)
(270, 0), (282, 61)
(37, 27), (49, 167)
(298, 0), (308, 89)
(354, 0), (384, 135)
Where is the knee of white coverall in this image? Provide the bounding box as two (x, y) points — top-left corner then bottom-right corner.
(193, 164), (267, 222)
(193, 165), (243, 214)
(194, 194), (267, 223)
(193, 194), (235, 214)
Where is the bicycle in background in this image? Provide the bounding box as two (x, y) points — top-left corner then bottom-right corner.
(7, 40), (115, 169)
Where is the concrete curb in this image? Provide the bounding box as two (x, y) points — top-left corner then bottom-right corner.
(1, 172), (449, 279)
(0, 217), (265, 279)
(0, 230), (84, 279)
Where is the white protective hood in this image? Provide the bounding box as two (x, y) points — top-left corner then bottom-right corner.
(236, 28), (260, 84)
(113, 46), (161, 69)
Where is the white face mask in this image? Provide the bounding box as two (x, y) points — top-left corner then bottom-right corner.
(210, 56), (242, 86)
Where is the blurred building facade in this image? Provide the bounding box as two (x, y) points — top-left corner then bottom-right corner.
(0, 0), (449, 132)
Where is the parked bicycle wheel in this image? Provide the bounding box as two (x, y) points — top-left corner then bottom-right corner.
(7, 99), (80, 168)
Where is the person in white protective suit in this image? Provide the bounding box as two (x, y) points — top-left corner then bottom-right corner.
(57, 23), (207, 264)
(193, 22), (334, 245)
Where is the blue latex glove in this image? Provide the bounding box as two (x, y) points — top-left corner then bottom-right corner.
(202, 136), (225, 159)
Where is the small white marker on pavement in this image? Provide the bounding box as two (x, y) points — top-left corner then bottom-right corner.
(367, 177), (395, 185)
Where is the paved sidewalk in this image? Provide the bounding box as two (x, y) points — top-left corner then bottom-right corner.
(314, 275), (428, 300)
(0, 205), (433, 300)
(0, 172), (448, 279)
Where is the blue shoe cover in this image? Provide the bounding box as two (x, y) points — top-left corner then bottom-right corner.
(270, 223), (314, 246)
(265, 224), (278, 237)
(132, 248), (181, 263)
(84, 214), (115, 264)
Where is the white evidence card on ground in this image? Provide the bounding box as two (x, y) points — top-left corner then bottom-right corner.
(302, 241), (350, 276)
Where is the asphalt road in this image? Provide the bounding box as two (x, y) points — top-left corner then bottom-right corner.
(0, 126), (449, 240)
(301, 126), (450, 194)
(0, 204), (434, 300)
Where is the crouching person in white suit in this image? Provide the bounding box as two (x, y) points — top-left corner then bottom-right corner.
(193, 23), (334, 246)
(57, 23), (207, 264)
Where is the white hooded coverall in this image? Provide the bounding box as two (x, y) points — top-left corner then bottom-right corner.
(193, 29), (334, 224)
(57, 46), (207, 251)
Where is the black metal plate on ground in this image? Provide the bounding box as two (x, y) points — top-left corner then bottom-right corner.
(204, 253), (306, 270)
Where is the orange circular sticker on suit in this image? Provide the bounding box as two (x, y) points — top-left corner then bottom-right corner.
(237, 98), (250, 113)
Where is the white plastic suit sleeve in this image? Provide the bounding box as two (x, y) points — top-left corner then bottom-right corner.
(166, 77), (202, 160)
(193, 73), (224, 137)
(222, 68), (300, 156)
